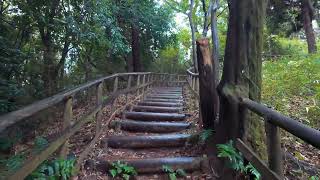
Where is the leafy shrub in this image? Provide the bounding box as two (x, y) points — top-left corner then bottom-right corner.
(109, 161), (137, 180)
(27, 158), (76, 180)
(217, 140), (261, 180)
(162, 165), (187, 180)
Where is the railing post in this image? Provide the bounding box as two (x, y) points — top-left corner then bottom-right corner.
(192, 76), (195, 90)
(127, 75), (132, 89)
(137, 75), (141, 95)
(142, 74), (146, 95)
(195, 77), (199, 93)
(265, 118), (283, 178)
(113, 76), (119, 93)
(60, 97), (73, 158)
(96, 82), (103, 131)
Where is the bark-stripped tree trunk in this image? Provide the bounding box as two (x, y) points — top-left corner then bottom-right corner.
(302, 0), (317, 54)
(188, 0), (198, 73)
(213, 0), (267, 177)
(131, 23), (141, 72)
(196, 38), (219, 129)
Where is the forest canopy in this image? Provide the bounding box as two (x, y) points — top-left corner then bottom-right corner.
(0, 0), (184, 114)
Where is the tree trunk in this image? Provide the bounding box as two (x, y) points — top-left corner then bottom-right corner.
(213, 0), (267, 177)
(188, 0), (198, 73)
(201, 0), (212, 37)
(42, 43), (57, 97)
(131, 23), (141, 72)
(196, 38), (219, 129)
(211, 0), (220, 84)
(302, 0), (317, 54)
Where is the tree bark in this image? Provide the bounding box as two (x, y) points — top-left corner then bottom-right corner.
(213, 0), (267, 177)
(188, 0), (198, 73)
(131, 23), (142, 72)
(302, 0), (317, 54)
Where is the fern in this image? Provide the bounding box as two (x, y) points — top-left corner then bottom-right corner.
(27, 158), (76, 180)
(245, 163), (261, 180)
(217, 140), (261, 179)
(199, 129), (214, 143)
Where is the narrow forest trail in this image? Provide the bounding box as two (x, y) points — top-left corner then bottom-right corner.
(82, 86), (213, 179)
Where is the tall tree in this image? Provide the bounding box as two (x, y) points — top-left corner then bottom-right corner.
(267, 0), (318, 53)
(301, 0), (317, 53)
(188, 0), (198, 72)
(210, 0), (220, 83)
(165, 0), (198, 72)
(214, 0), (267, 176)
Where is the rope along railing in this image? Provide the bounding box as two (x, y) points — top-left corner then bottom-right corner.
(0, 72), (187, 179)
(186, 69), (320, 180)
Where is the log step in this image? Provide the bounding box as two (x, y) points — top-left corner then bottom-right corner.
(138, 102), (183, 107)
(95, 157), (203, 173)
(146, 95), (183, 99)
(144, 98), (183, 103)
(125, 112), (186, 121)
(148, 93), (183, 96)
(132, 105), (183, 113)
(110, 120), (191, 133)
(103, 134), (194, 148)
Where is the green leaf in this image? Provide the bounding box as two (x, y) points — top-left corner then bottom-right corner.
(47, 166), (54, 176)
(162, 165), (174, 173)
(34, 136), (48, 152)
(176, 169), (187, 177)
(310, 176), (319, 180)
(109, 169), (117, 177)
(169, 173), (177, 180)
(122, 174), (130, 180)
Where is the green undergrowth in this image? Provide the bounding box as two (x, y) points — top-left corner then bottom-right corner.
(262, 53), (320, 128)
(162, 165), (187, 180)
(26, 158), (76, 180)
(109, 161), (137, 180)
(217, 140), (261, 180)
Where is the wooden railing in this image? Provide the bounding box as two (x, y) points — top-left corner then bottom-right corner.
(186, 69), (320, 180)
(186, 67), (199, 99)
(0, 72), (186, 179)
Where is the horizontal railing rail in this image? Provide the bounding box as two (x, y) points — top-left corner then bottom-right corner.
(0, 71), (185, 179)
(240, 97), (320, 149)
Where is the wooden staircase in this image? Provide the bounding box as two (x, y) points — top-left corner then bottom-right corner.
(90, 87), (207, 179)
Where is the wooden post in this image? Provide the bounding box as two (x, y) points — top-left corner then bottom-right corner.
(196, 38), (219, 129)
(265, 118), (283, 178)
(147, 74), (151, 89)
(137, 75), (141, 95)
(142, 74), (146, 95)
(112, 76), (119, 112)
(96, 83), (103, 133)
(60, 97), (73, 158)
(127, 75), (132, 89)
(195, 77), (199, 93)
(113, 76), (119, 93)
